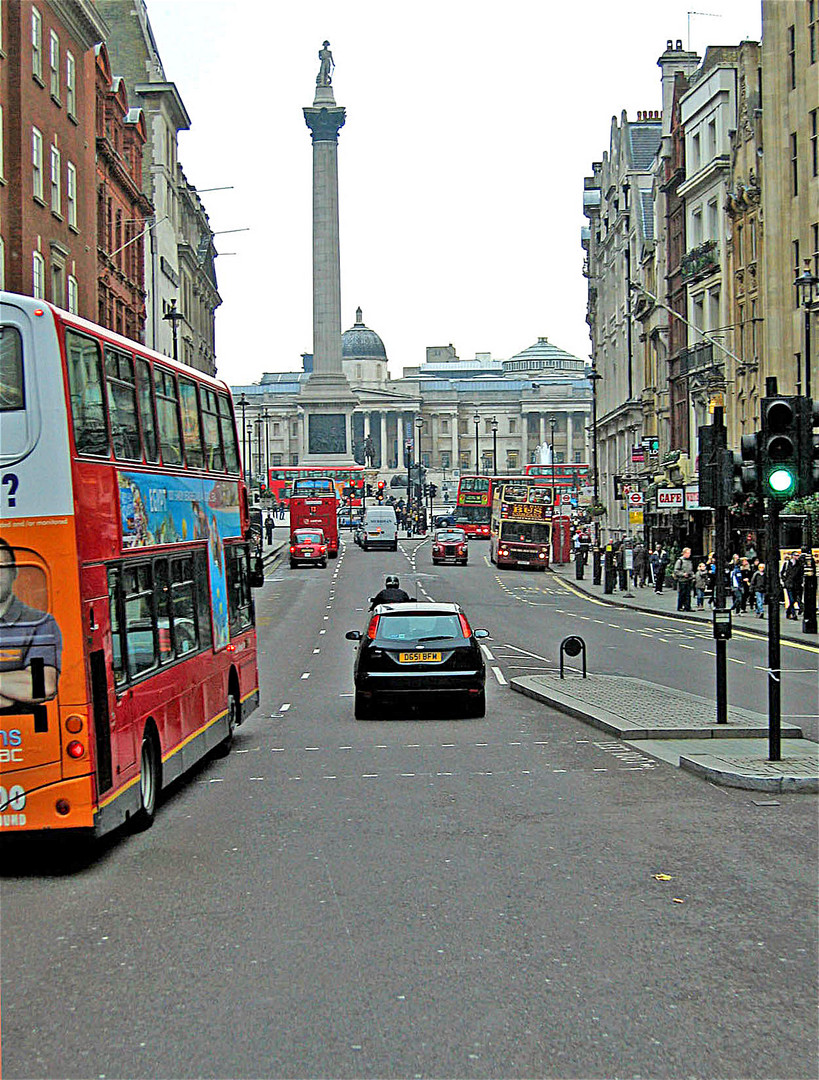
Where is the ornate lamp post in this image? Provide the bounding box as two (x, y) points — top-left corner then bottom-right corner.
(794, 260), (818, 399)
(238, 394), (248, 483)
(491, 416), (499, 474)
(549, 416), (557, 512)
(245, 422), (254, 491)
(162, 298), (183, 363)
(473, 410), (480, 472)
(261, 406), (270, 493)
(587, 362), (603, 542)
(415, 415), (424, 511)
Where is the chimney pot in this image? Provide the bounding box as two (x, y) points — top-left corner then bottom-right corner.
(676, 39), (683, 49)
(667, 39), (673, 50)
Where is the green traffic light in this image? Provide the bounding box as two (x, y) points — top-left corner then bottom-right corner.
(766, 466), (797, 496)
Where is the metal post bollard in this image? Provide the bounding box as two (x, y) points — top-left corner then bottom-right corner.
(603, 548), (614, 594)
(593, 547), (602, 585)
(560, 635), (587, 678)
(575, 550), (584, 579)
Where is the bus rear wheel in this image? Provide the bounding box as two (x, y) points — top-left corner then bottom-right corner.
(133, 728), (160, 830)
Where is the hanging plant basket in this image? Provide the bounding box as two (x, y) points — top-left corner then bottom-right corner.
(588, 503), (607, 518)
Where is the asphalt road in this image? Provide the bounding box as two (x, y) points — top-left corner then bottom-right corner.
(1, 535), (817, 1080)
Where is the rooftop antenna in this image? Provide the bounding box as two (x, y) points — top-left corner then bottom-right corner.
(687, 10), (720, 51)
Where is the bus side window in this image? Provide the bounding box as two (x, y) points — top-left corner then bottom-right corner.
(107, 565), (126, 687)
(227, 543), (253, 637)
(66, 330), (110, 456)
(170, 556), (198, 657)
(179, 377), (205, 469)
(194, 549), (213, 650)
(153, 367), (182, 465)
(154, 558), (173, 663)
(217, 393), (240, 475)
(123, 562), (157, 678)
(201, 388), (225, 472)
(0, 326), (25, 411)
(135, 358), (159, 463)
(105, 347), (142, 461)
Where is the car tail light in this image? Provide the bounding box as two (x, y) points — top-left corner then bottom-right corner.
(458, 613), (472, 637)
(366, 615), (380, 640)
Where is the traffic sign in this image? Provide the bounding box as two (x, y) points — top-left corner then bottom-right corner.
(627, 490), (644, 507)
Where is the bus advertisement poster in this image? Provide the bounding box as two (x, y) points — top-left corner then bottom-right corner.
(500, 502), (551, 522)
(117, 471), (242, 650)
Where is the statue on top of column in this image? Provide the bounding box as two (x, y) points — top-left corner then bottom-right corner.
(317, 41), (334, 86)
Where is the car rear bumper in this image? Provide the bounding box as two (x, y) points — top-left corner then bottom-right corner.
(357, 670), (484, 695)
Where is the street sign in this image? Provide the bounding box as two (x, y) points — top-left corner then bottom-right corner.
(631, 445), (645, 463)
(629, 510), (644, 525)
(627, 490), (644, 507)
(656, 488), (684, 510)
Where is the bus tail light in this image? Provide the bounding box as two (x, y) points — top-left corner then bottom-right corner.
(458, 613), (473, 638)
(55, 799), (71, 816)
(66, 740), (85, 760)
(65, 715), (84, 734)
(366, 615), (380, 639)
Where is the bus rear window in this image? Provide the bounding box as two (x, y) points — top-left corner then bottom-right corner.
(0, 326), (25, 411)
(66, 330), (110, 456)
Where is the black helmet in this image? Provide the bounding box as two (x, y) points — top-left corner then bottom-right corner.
(385, 575), (399, 588)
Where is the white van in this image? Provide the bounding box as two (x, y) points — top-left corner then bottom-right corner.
(361, 506), (398, 551)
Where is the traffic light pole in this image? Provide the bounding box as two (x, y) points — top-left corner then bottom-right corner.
(714, 502), (728, 725)
(766, 498), (782, 761)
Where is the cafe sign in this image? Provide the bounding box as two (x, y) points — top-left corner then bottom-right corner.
(656, 488), (684, 510)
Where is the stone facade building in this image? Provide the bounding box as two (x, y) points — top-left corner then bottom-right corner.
(95, 0), (219, 375)
(95, 41), (152, 341)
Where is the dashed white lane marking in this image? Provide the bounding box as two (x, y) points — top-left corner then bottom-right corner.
(313, 648), (320, 654)
(319, 629), (326, 634)
(480, 644), (495, 660)
(492, 666), (507, 685)
(280, 703), (291, 711)
(301, 672), (311, 680)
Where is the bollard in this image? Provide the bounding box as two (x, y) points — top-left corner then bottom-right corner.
(592, 547), (602, 585)
(559, 635), (587, 678)
(575, 551), (584, 580)
(802, 548), (817, 634)
(603, 548), (614, 594)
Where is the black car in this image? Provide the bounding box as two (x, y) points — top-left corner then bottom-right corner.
(346, 602), (488, 720)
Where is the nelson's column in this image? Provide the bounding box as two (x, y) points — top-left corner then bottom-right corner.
(300, 41), (358, 463)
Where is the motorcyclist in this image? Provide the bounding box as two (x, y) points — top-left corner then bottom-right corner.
(369, 575), (411, 608)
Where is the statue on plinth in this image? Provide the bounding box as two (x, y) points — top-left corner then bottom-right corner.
(317, 41), (334, 85)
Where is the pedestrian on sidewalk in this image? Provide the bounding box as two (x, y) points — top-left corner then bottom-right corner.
(694, 562), (708, 609)
(652, 546), (669, 593)
(730, 560), (744, 613)
(751, 562), (766, 617)
(264, 512), (275, 546)
(633, 542), (648, 587)
(781, 551), (804, 619)
(674, 547), (694, 611)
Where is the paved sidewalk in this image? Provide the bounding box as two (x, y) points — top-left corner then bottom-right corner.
(507, 559), (819, 793)
(548, 557), (816, 644)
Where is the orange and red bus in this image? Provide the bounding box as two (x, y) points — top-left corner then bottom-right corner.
(490, 479), (553, 570)
(267, 465), (364, 507)
(0, 293), (259, 839)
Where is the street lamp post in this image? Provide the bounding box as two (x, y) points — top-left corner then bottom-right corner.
(246, 422), (254, 491)
(491, 416), (499, 474)
(238, 394), (248, 483)
(794, 260), (818, 634)
(587, 363), (603, 583)
(473, 411), (480, 473)
(549, 416), (557, 512)
(162, 298), (183, 364)
(794, 260), (818, 400)
(261, 407), (270, 496)
(415, 416), (424, 518)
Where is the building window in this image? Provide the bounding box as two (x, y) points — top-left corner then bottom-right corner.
(788, 25), (796, 89)
(50, 145), (61, 214)
(0, 105), (4, 181)
(271, 453), (282, 467)
(735, 223), (744, 268)
(750, 217), (757, 262)
(691, 131), (701, 172)
(32, 251), (45, 298)
(66, 162), (77, 228)
(441, 419), (449, 434)
(440, 451), (451, 470)
(813, 223), (819, 276)
(0, 236), (5, 290)
(32, 128), (44, 200)
(707, 198), (719, 242)
(692, 292), (705, 332)
(708, 288), (720, 333)
(707, 117), (717, 158)
(66, 52), (76, 117)
(690, 206), (702, 247)
(51, 260), (65, 307)
(31, 7), (43, 81)
(810, 0), (818, 63)
(791, 133), (798, 195)
(49, 31), (60, 99)
(507, 452), (519, 471)
(509, 419), (517, 434)
(811, 110), (818, 178)
(67, 275), (79, 314)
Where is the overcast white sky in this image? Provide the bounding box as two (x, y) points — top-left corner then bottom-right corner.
(146, 0), (762, 385)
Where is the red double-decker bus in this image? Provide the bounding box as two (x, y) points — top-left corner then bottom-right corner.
(267, 465), (364, 507)
(0, 293), (259, 840)
(454, 475), (496, 537)
(490, 479), (553, 570)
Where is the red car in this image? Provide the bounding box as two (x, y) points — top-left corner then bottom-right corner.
(289, 528), (328, 568)
(431, 527), (468, 566)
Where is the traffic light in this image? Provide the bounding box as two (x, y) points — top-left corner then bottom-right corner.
(760, 395), (801, 498)
(366, 483), (373, 497)
(731, 433), (760, 497)
(429, 483), (438, 498)
(377, 479), (385, 492)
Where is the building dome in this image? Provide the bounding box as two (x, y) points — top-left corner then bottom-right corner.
(342, 307), (387, 360)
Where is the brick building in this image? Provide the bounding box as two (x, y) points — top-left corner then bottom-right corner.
(95, 41), (152, 342)
(0, 0), (105, 314)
